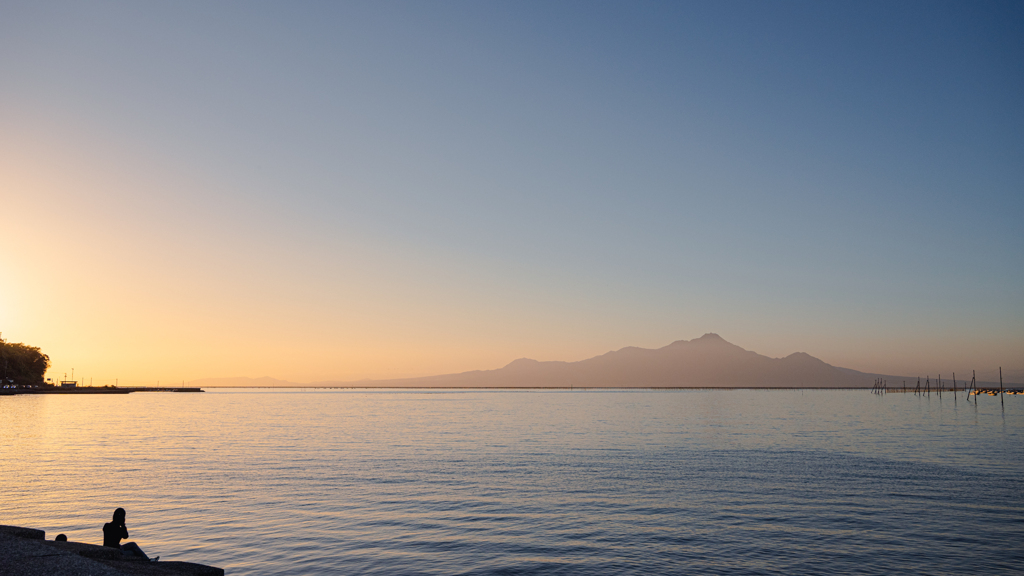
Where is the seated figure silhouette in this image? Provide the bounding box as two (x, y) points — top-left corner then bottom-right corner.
(103, 508), (157, 562)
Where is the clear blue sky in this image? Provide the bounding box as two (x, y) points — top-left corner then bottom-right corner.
(1, 1), (1021, 382)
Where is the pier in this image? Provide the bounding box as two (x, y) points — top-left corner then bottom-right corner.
(1, 386), (204, 395)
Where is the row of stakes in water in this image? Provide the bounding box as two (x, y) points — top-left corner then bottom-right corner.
(872, 369), (1018, 403)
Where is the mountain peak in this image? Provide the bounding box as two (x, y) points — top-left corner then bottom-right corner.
(504, 357), (540, 369)
(667, 333), (728, 347)
(783, 351), (825, 364)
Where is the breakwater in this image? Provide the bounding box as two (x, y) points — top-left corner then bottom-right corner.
(1, 386), (204, 395)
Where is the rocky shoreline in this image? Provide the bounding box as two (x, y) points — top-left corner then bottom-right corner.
(0, 525), (223, 576)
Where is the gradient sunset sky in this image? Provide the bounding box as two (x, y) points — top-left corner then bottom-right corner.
(2, 1), (1021, 385)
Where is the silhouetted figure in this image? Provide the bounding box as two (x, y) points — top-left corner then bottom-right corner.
(103, 508), (158, 562)
(55, 534), (67, 542)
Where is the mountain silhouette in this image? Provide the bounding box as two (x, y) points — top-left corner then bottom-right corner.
(190, 336), (1019, 388)
(302, 333), (876, 388)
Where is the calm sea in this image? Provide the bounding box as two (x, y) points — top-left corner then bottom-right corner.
(2, 389), (1022, 575)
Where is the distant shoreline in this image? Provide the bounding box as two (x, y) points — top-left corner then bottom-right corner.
(207, 386), (876, 390)
(203, 384), (1023, 389)
(8, 385), (1018, 394)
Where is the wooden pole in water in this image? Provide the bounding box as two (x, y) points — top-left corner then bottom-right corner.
(953, 373), (957, 405)
(1000, 367), (1004, 407)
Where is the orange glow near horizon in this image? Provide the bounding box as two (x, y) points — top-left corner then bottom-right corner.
(2, 133), (1021, 385)
(2, 48), (1021, 386)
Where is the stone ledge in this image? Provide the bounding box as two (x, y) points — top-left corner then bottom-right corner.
(0, 525), (224, 576)
(0, 525), (45, 540)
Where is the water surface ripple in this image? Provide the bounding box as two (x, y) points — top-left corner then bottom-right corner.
(2, 389), (1021, 575)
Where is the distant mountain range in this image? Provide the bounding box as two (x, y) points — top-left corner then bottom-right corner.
(191, 334), (926, 389)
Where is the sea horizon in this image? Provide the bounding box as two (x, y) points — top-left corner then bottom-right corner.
(4, 3), (1021, 574)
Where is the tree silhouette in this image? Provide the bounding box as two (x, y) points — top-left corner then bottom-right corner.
(0, 336), (50, 386)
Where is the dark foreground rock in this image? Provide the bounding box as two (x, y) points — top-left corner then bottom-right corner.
(0, 525), (223, 576)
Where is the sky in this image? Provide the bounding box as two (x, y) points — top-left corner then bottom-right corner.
(1, 1), (1021, 385)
